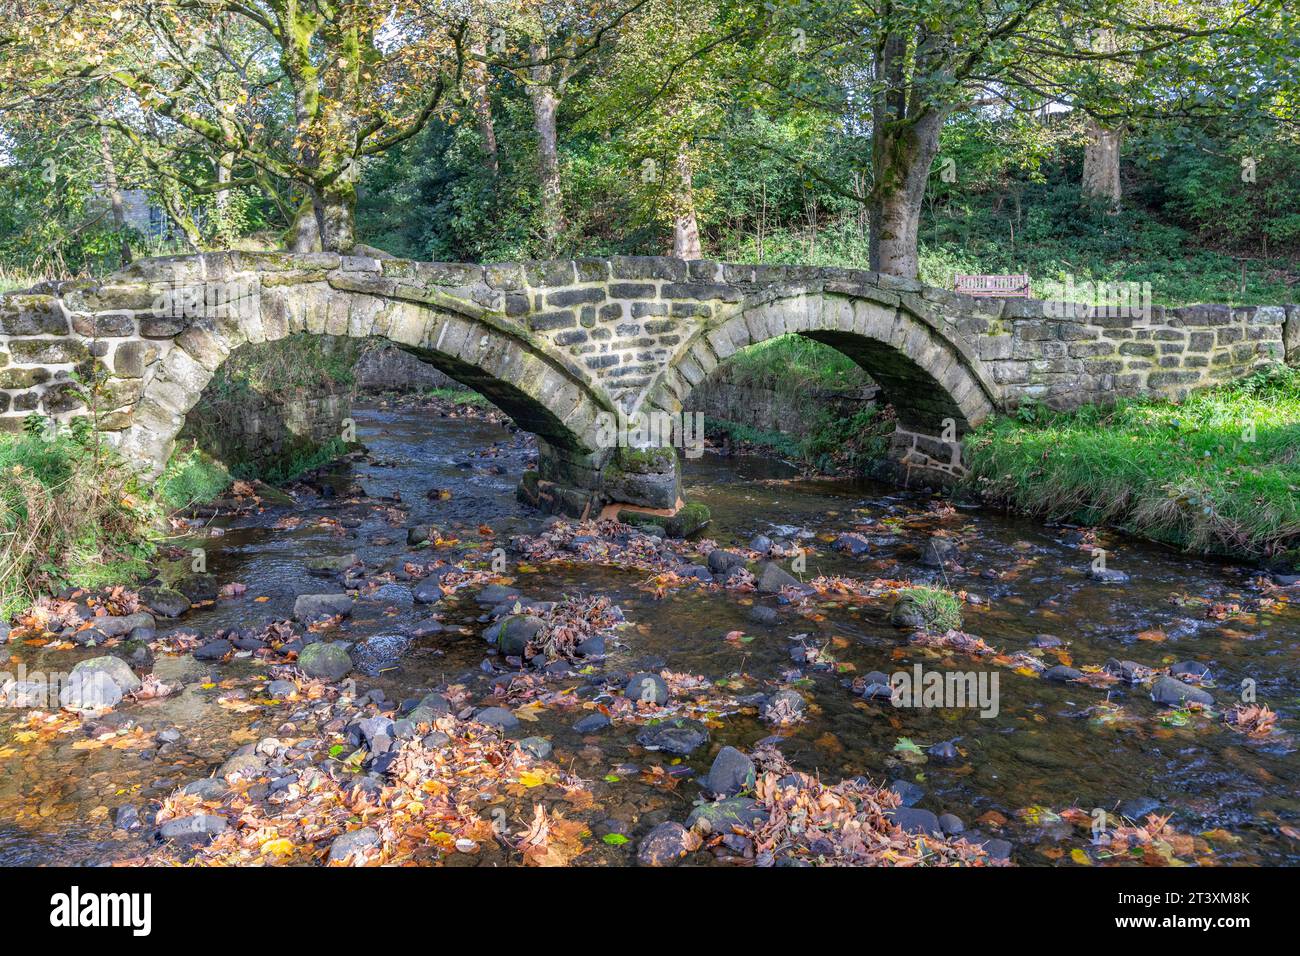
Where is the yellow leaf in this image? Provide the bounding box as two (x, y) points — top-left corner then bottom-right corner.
(1070, 848), (1092, 866)
(261, 838), (294, 858)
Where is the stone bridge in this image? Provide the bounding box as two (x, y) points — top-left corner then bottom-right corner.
(1, 252), (1295, 523)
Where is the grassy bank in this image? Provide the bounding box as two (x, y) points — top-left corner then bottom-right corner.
(0, 427), (160, 617)
(965, 366), (1300, 564)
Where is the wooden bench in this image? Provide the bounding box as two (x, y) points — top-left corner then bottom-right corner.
(954, 274), (1031, 298)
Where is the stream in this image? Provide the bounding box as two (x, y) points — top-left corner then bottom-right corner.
(1, 400), (1297, 866)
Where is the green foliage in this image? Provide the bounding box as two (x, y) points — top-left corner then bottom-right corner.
(712, 334), (866, 392)
(204, 334), (362, 399)
(0, 427), (158, 617)
(235, 437), (351, 486)
(901, 586), (964, 632)
(426, 387), (490, 407)
(965, 366), (1300, 560)
(156, 446), (232, 511)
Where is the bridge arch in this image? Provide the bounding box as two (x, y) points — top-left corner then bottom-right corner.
(642, 287), (999, 479)
(111, 276), (614, 480)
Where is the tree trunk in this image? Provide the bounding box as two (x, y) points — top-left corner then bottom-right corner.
(288, 196), (322, 252)
(1082, 118), (1122, 208)
(672, 149), (702, 259)
(160, 179), (202, 251)
(214, 151), (235, 246)
(316, 176), (357, 253)
(528, 44), (565, 255)
(468, 39), (499, 177)
(869, 110), (943, 279)
(97, 126), (132, 266)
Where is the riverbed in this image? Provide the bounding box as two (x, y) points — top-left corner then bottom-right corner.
(1, 401), (1296, 866)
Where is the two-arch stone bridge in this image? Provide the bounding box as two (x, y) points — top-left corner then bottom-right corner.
(1, 252), (1295, 522)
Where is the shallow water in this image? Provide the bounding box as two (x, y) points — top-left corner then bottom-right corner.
(2, 403), (1297, 866)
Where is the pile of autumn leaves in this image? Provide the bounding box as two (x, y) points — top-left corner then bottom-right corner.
(126, 673), (1002, 868)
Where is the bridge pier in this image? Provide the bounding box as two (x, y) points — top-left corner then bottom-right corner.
(518, 440), (709, 535)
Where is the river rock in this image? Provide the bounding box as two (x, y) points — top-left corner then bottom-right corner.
(487, 614), (545, 656)
(293, 592), (353, 622)
(351, 634), (412, 675)
(89, 611), (156, 638)
(406, 524), (442, 546)
(59, 673), (124, 715)
(1119, 796), (1161, 820)
(889, 779), (925, 807)
(180, 778), (228, 800)
(747, 605), (778, 626)
(519, 736), (553, 760)
(749, 534), (773, 554)
(418, 692), (452, 714)
(833, 533), (871, 556)
(69, 655), (141, 699)
(1042, 664), (1082, 682)
(1088, 566), (1130, 584)
(637, 822), (693, 866)
(1150, 675), (1213, 708)
(114, 806), (141, 831)
(704, 746), (756, 797)
(306, 553), (361, 574)
(573, 713), (611, 734)
(707, 549), (746, 575)
(1170, 661), (1211, 681)
(475, 706), (519, 732)
(938, 813), (965, 835)
(576, 635), (605, 657)
(159, 814), (228, 844)
(685, 797), (766, 833)
(763, 688), (806, 723)
(298, 641), (353, 681)
(328, 827), (381, 864)
(413, 570), (451, 604)
(193, 639), (233, 661)
(637, 717), (708, 755)
(756, 561), (800, 594)
(890, 594), (926, 628)
(219, 751), (267, 780)
(1103, 658), (1143, 683)
(888, 807), (942, 836)
(361, 584), (413, 606)
(928, 740), (961, 762)
(141, 586), (190, 619)
(477, 584), (522, 605)
(921, 535), (959, 568)
(625, 672), (668, 706)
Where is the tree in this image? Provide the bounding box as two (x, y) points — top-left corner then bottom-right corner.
(1, 1), (473, 252)
(764, 0), (1288, 277)
(576, 0), (768, 258)
(482, 0), (648, 255)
